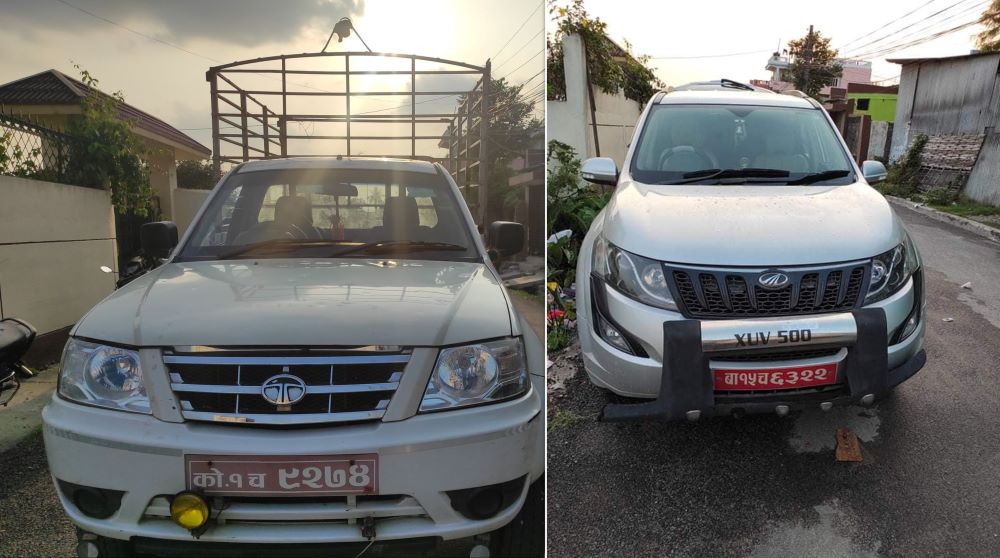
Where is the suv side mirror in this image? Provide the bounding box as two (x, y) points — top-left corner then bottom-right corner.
(581, 157), (619, 186)
(140, 221), (178, 260)
(862, 160), (887, 184)
(487, 221), (525, 257)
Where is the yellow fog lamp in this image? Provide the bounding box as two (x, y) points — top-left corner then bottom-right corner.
(170, 491), (209, 530)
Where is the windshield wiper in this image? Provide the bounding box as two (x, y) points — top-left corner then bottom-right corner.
(216, 239), (349, 260)
(327, 240), (469, 258)
(663, 168), (790, 185)
(786, 169), (852, 185)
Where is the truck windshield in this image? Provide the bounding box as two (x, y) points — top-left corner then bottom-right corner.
(630, 104), (855, 185)
(177, 167), (479, 262)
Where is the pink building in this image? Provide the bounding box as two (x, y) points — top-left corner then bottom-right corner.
(760, 53), (872, 97)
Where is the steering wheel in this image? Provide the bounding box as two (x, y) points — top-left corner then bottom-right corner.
(658, 146), (715, 172)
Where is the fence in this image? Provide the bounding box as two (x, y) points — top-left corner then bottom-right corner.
(0, 109), (71, 184)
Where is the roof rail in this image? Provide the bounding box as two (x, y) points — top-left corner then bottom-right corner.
(668, 79), (770, 93)
(779, 89), (810, 98)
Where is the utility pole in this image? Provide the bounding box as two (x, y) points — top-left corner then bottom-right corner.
(803, 25), (814, 95)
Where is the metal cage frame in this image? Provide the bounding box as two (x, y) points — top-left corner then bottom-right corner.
(206, 51), (491, 221)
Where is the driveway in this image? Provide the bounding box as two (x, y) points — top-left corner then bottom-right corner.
(547, 204), (1000, 557)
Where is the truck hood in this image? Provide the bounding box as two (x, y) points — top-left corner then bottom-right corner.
(601, 180), (903, 266)
(74, 259), (513, 347)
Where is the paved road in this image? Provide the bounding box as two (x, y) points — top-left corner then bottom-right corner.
(0, 291), (543, 558)
(547, 205), (1000, 558)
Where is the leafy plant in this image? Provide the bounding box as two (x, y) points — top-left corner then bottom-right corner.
(176, 159), (218, 190)
(924, 186), (958, 206)
(547, 0), (663, 103)
(63, 65), (154, 216)
(786, 27), (843, 99)
(978, 0), (1000, 52)
(884, 134), (928, 197)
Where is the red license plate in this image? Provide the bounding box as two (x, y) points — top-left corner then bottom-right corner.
(185, 454), (378, 496)
(712, 362), (839, 391)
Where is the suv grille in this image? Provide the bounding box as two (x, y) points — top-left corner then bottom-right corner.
(668, 262), (869, 319)
(164, 351), (411, 426)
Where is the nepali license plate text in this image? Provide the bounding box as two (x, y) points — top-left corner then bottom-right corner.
(185, 454), (378, 496)
(712, 362), (839, 391)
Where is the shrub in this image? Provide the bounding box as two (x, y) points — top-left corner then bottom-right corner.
(924, 186), (957, 206)
(884, 134), (927, 197)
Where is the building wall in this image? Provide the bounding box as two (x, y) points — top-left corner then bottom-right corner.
(0, 176), (117, 336)
(173, 188), (212, 236)
(546, 33), (643, 169)
(847, 93), (897, 122)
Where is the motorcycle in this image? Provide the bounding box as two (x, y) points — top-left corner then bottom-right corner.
(0, 318), (36, 407)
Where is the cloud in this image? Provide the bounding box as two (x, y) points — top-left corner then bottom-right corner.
(4, 0), (365, 47)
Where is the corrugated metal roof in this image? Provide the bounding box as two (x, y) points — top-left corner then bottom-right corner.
(0, 69), (209, 157)
(887, 51), (1000, 65)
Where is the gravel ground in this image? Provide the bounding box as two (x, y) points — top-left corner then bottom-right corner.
(546, 205), (1000, 557)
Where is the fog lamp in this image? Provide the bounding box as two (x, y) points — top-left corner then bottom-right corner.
(170, 492), (209, 530)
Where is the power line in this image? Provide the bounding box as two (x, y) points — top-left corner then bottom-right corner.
(649, 48), (772, 60)
(841, 0), (982, 58)
(497, 48), (545, 80)
(495, 27), (545, 71)
(844, 0), (986, 58)
(849, 18), (981, 59)
(491, 0), (544, 60)
(836, 0), (941, 50)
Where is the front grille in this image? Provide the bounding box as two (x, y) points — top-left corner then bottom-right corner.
(711, 348), (842, 362)
(668, 261), (869, 319)
(165, 351), (410, 426)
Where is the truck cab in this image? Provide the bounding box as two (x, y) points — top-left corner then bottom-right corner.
(43, 157), (544, 557)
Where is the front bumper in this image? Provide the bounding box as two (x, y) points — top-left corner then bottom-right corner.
(41, 374), (544, 545)
(579, 270), (926, 420)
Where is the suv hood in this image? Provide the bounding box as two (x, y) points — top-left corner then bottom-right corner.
(601, 180), (902, 266)
(74, 259), (513, 347)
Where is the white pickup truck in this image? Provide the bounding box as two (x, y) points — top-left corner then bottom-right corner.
(576, 80), (926, 421)
(42, 158), (544, 557)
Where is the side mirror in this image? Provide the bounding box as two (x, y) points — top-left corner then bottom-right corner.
(861, 160), (887, 184)
(487, 221), (525, 258)
(581, 157), (619, 186)
(140, 221), (178, 260)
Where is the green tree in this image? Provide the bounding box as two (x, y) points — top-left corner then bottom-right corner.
(176, 159), (217, 190)
(481, 77), (542, 223)
(63, 65), (154, 216)
(977, 0), (1000, 52)
(787, 26), (843, 99)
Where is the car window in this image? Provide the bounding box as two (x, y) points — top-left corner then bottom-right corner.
(630, 104), (854, 185)
(179, 167), (476, 261)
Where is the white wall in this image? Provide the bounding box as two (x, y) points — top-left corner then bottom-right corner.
(173, 188), (211, 236)
(545, 34), (643, 168)
(0, 176), (117, 335)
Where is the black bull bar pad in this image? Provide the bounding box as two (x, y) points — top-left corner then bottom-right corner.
(600, 308), (924, 422)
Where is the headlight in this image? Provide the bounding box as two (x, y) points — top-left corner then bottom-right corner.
(865, 232), (920, 304)
(58, 338), (150, 414)
(592, 234), (677, 311)
(419, 337), (528, 412)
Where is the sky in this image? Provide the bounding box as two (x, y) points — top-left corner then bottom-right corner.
(551, 0), (989, 88)
(0, 0), (546, 158)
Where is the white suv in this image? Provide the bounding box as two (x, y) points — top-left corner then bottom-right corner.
(576, 80), (926, 421)
(43, 158), (543, 557)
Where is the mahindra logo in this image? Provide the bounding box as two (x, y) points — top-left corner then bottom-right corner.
(757, 271), (790, 289)
(261, 374), (307, 406)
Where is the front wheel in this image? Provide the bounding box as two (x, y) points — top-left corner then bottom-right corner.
(489, 476), (543, 558)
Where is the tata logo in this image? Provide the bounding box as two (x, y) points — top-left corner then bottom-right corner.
(261, 374), (307, 406)
(757, 271), (791, 289)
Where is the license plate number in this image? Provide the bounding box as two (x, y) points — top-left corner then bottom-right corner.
(712, 362), (838, 391)
(185, 454), (378, 496)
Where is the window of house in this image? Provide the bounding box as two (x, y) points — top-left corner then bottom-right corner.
(856, 98), (870, 111)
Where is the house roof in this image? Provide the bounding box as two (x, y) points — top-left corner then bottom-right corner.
(887, 51), (999, 66)
(0, 69), (210, 157)
(847, 83), (899, 95)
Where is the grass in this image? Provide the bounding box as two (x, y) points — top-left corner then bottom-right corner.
(548, 408), (583, 431)
(927, 200), (1000, 218)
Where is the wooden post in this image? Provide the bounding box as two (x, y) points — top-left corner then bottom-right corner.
(477, 60), (491, 225)
(208, 69), (221, 176)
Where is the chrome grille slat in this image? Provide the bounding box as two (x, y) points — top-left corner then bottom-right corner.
(667, 261), (870, 319)
(164, 351), (411, 426)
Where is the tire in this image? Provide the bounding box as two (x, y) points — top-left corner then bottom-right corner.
(489, 477), (543, 558)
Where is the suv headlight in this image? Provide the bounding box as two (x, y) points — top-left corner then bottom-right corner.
(419, 337), (528, 412)
(58, 338), (150, 414)
(865, 232), (920, 304)
(592, 234), (677, 311)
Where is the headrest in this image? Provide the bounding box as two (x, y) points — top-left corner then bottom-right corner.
(275, 196), (312, 225)
(383, 196), (419, 229)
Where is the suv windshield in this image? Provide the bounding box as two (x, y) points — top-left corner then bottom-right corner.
(630, 104), (855, 185)
(178, 167), (479, 262)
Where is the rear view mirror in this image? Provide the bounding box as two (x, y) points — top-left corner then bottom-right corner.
(319, 182), (359, 197)
(581, 157), (618, 186)
(140, 221), (178, 260)
(487, 221), (525, 257)
(862, 160), (887, 184)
